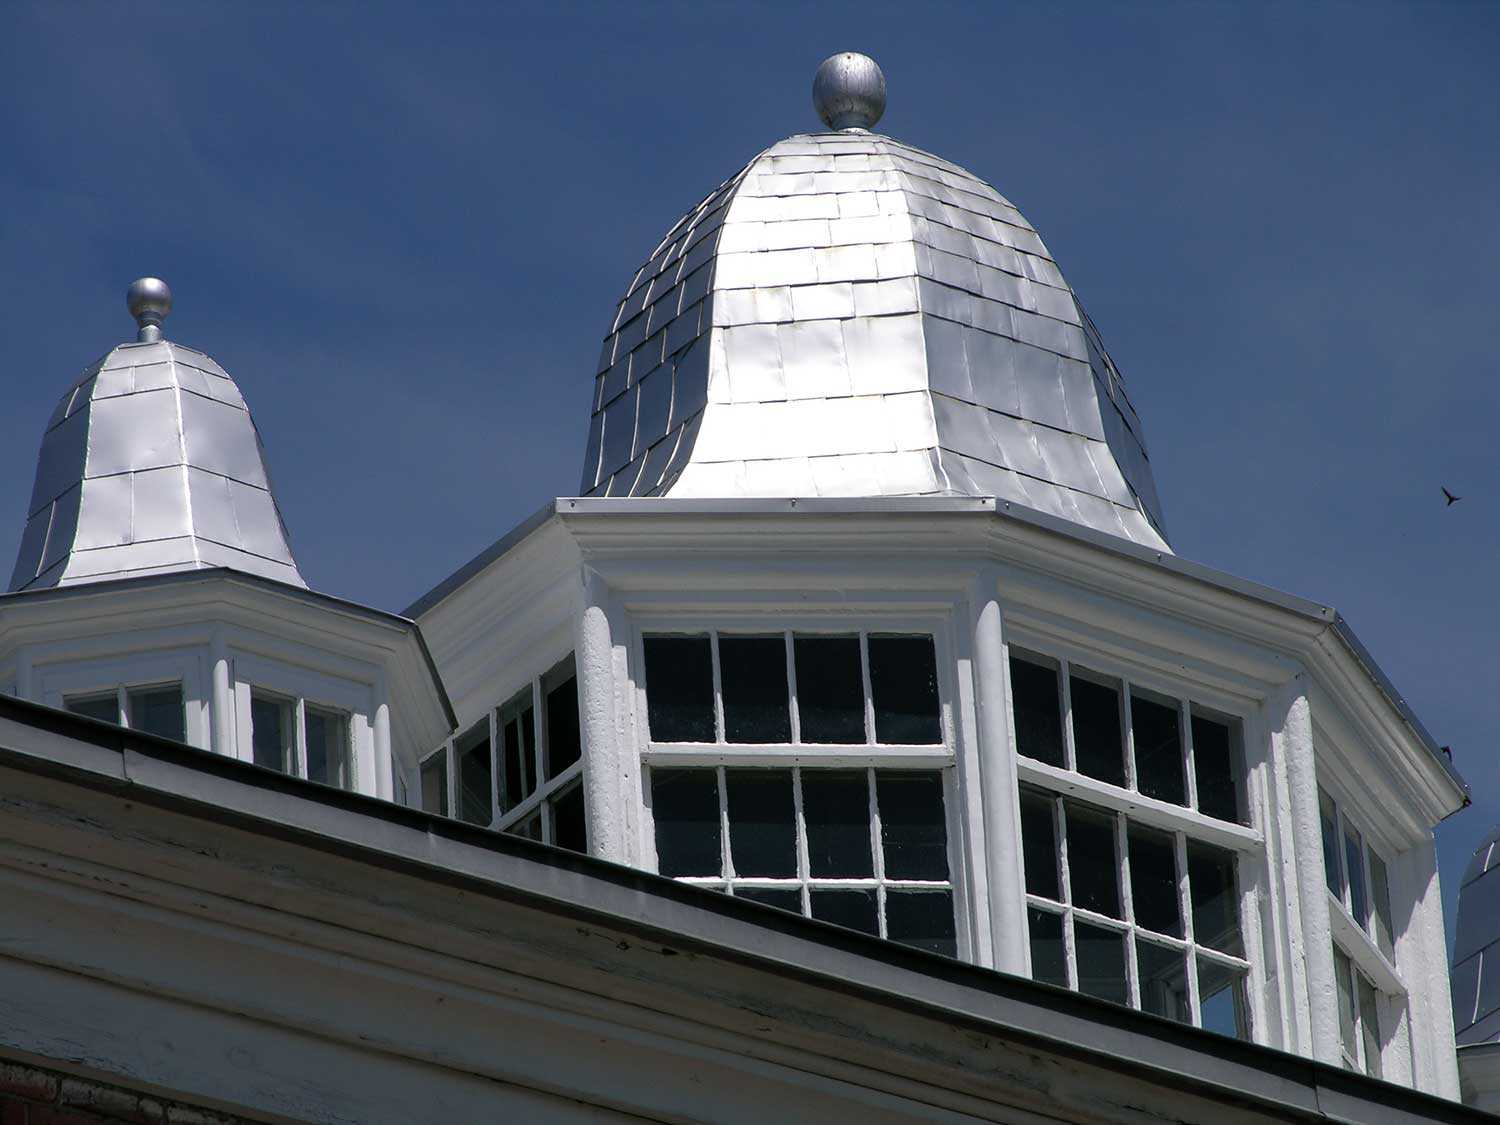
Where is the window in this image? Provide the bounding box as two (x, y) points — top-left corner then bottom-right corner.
(421, 656), (586, 854)
(642, 631), (942, 747)
(1008, 650), (1246, 825)
(65, 681), (186, 742)
(246, 689), (355, 791)
(1334, 946), (1385, 1077)
(649, 765), (957, 956)
(1319, 789), (1395, 961)
(1019, 785), (1251, 1037)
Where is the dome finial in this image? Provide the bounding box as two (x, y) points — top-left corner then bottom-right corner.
(813, 51), (886, 132)
(126, 277), (172, 343)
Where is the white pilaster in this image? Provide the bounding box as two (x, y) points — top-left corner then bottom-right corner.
(1397, 836), (1461, 1097)
(574, 567), (634, 863)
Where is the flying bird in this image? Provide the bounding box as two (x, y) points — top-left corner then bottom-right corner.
(1442, 487), (1462, 507)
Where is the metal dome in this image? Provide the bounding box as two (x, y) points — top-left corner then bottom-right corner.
(10, 336), (305, 591)
(579, 129), (1169, 550)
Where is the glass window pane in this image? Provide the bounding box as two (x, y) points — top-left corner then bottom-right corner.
(802, 770), (873, 878)
(543, 660), (581, 780)
(1027, 907), (1068, 988)
(877, 771), (949, 880)
(1137, 941), (1191, 1024)
(1065, 802), (1121, 919)
(420, 752), (448, 816)
(1198, 957), (1251, 1040)
(500, 714), (524, 814)
(794, 635), (865, 744)
(509, 812), (543, 841)
(455, 720), (493, 826)
(1020, 789), (1060, 900)
(720, 636), (792, 743)
(1333, 946), (1358, 1067)
(66, 691), (118, 724)
(868, 635), (941, 745)
(1070, 673), (1124, 787)
(736, 887), (802, 913)
(1369, 851), (1395, 960)
(1357, 970), (1383, 1078)
(1128, 824), (1182, 938)
(885, 890), (956, 957)
(1345, 827), (1368, 928)
(304, 705), (351, 790)
(643, 635), (715, 742)
(1010, 656), (1064, 767)
(127, 684), (185, 743)
(651, 768), (722, 877)
(1074, 920), (1128, 1005)
(810, 888), (880, 936)
(1320, 789), (1344, 897)
(725, 769), (796, 877)
(1187, 841), (1242, 956)
(1191, 714), (1243, 823)
(1131, 693), (1185, 805)
(552, 782), (587, 855)
(520, 707), (536, 797)
(250, 692), (294, 774)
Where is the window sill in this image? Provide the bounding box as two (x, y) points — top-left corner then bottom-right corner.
(643, 743), (954, 769)
(1016, 757), (1261, 853)
(1326, 889), (1402, 995)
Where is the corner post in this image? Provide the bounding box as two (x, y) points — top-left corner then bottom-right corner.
(574, 567), (636, 864)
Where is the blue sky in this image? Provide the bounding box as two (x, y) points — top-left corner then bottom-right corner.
(2, 2), (1496, 932)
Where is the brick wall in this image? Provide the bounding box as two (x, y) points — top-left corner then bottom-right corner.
(0, 1060), (250, 1125)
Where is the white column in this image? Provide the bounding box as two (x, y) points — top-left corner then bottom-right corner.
(209, 629), (235, 758)
(1271, 675), (1340, 1064)
(1396, 836), (1462, 1097)
(574, 567), (634, 863)
(373, 697), (394, 803)
(968, 568), (1027, 976)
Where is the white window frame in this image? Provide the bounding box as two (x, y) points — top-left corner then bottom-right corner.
(1021, 785), (1253, 1035)
(633, 615), (970, 961)
(1333, 942), (1388, 1078)
(425, 654), (585, 849)
(41, 649), (206, 747)
(231, 652), (370, 793)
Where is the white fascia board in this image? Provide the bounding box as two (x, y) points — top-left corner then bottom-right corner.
(552, 497), (1466, 822)
(0, 570), (455, 767)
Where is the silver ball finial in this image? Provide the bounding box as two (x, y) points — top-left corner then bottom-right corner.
(126, 277), (172, 343)
(813, 51), (886, 132)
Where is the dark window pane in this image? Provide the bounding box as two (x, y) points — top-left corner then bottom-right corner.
(509, 813), (543, 841)
(552, 782), (587, 854)
(644, 635), (715, 742)
(1198, 957), (1250, 1040)
(520, 707), (537, 799)
(1019, 789), (1060, 900)
(1070, 674), (1124, 786)
(420, 753), (448, 816)
(1187, 841), (1242, 956)
(810, 889), (880, 936)
(725, 769), (796, 877)
(802, 770), (873, 878)
(1345, 828), (1368, 928)
(128, 684), (185, 743)
(1319, 790), (1343, 897)
(500, 714), (524, 814)
(1334, 946), (1358, 1067)
(1010, 656), (1064, 766)
(877, 771), (948, 880)
(1357, 970), (1382, 1078)
(736, 887), (802, 913)
(305, 705), (351, 789)
(868, 635), (941, 744)
(720, 636), (791, 743)
(1028, 907), (1068, 988)
(886, 890), (956, 957)
(250, 693), (293, 773)
(544, 660), (581, 780)
(1075, 921), (1128, 1005)
(1369, 852), (1395, 960)
(1065, 802), (1121, 918)
(1128, 824), (1181, 937)
(66, 692), (117, 724)
(651, 769), (722, 877)
(1192, 714), (1243, 823)
(794, 635), (865, 743)
(1137, 941), (1191, 1023)
(1131, 693), (1184, 805)
(455, 720), (492, 825)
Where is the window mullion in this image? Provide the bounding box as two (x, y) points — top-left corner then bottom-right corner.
(294, 697), (308, 779)
(116, 685), (128, 727)
(1120, 681), (1136, 794)
(793, 766), (811, 916)
(1056, 795), (1077, 989)
(1117, 812), (1140, 1010)
(710, 632), (726, 745)
(867, 767), (887, 938)
(859, 631), (876, 745)
(1059, 658), (1076, 772)
(1181, 701), (1200, 811)
(1175, 830), (1201, 1024)
(489, 707), (501, 827)
(531, 678), (545, 803)
(784, 631), (801, 745)
(717, 764), (733, 882)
